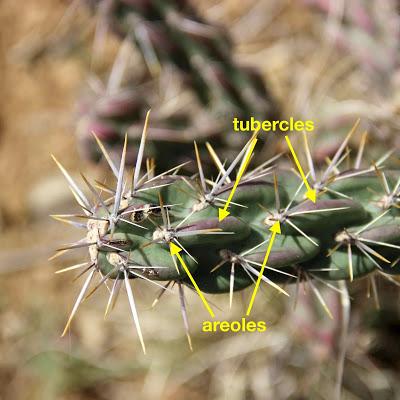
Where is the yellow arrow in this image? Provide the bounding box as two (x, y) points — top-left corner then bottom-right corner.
(246, 221), (281, 316)
(169, 242), (215, 318)
(218, 137), (258, 221)
(285, 135), (317, 203)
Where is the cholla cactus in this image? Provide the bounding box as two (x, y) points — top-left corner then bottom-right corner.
(52, 114), (399, 353)
(76, 82), (228, 170)
(302, 0), (400, 76)
(77, 0), (280, 168)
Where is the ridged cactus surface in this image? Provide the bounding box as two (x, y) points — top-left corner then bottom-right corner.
(53, 115), (399, 351)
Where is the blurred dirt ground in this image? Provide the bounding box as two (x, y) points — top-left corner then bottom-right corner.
(0, 1), (399, 399)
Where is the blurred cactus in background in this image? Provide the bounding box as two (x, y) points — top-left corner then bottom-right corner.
(76, 0), (280, 170)
(298, 0), (400, 151)
(302, 0), (399, 76)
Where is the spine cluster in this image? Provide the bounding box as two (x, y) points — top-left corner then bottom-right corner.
(53, 114), (399, 351)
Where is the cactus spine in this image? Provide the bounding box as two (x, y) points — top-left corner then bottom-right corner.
(53, 114), (400, 351)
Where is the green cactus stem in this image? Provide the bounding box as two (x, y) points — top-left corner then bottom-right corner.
(52, 113), (399, 351)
